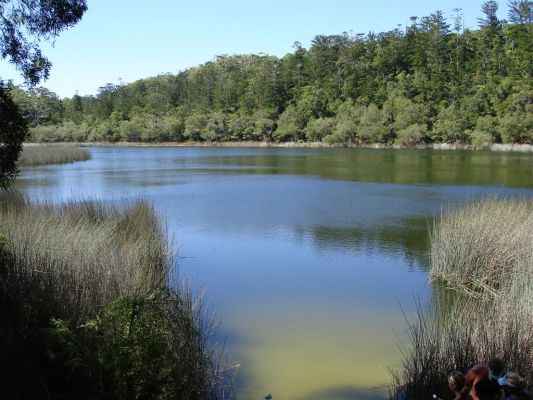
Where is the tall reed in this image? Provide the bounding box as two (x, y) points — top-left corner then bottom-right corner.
(0, 190), (229, 399)
(0, 191), (166, 322)
(20, 145), (91, 166)
(429, 197), (533, 294)
(390, 198), (533, 400)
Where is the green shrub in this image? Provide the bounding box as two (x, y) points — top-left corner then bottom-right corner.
(274, 105), (302, 142)
(47, 292), (214, 399)
(395, 123), (428, 146)
(499, 111), (533, 144)
(305, 117), (335, 141)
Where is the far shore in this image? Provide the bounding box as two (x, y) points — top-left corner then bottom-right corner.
(23, 141), (533, 153)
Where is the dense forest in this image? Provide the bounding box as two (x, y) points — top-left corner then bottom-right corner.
(10, 1), (533, 146)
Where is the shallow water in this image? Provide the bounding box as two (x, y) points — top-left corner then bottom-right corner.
(17, 147), (533, 399)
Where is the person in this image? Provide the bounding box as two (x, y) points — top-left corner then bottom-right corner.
(473, 378), (504, 400)
(489, 359), (506, 382)
(466, 365), (502, 400)
(498, 372), (530, 400)
(448, 370), (473, 400)
(466, 360), (506, 386)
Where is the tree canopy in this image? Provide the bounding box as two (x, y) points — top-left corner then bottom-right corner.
(0, 83), (27, 188)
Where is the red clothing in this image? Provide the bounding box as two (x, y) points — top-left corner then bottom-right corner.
(466, 365), (490, 387)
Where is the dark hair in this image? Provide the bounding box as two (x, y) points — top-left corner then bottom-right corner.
(488, 358), (505, 376)
(449, 371), (466, 390)
(474, 378), (502, 400)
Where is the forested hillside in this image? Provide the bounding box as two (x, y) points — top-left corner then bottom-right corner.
(12, 1), (533, 145)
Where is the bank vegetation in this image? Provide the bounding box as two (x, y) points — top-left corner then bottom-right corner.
(0, 190), (229, 399)
(390, 197), (533, 399)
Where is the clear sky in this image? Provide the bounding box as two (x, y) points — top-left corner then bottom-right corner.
(0, 0), (512, 98)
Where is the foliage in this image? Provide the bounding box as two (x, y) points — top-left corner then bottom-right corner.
(305, 117), (335, 142)
(46, 292), (215, 400)
(274, 104), (302, 141)
(0, 83), (27, 188)
(395, 123), (428, 146)
(0, 0), (87, 85)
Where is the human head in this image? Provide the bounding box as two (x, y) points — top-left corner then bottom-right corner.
(448, 371), (466, 392)
(498, 372), (526, 396)
(488, 358), (505, 379)
(466, 365), (489, 387)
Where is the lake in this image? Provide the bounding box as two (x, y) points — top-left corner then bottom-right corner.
(17, 146), (533, 400)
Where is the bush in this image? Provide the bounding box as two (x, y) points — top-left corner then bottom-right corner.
(470, 115), (500, 146)
(274, 105), (303, 142)
(185, 113), (208, 141)
(356, 104), (387, 142)
(395, 123), (428, 146)
(160, 114), (185, 142)
(29, 121), (93, 143)
(305, 117), (336, 141)
(432, 105), (469, 143)
(499, 111), (533, 144)
(47, 291), (215, 399)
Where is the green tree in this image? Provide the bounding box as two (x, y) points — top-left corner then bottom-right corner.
(432, 104), (469, 142)
(0, 83), (27, 187)
(357, 104), (386, 142)
(274, 105), (302, 141)
(469, 115), (500, 146)
(184, 113), (208, 141)
(253, 110), (276, 141)
(507, 0), (533, 23)
(478, 1), (501, 28)
(305, 117), (336, 142)
(226, 112), (255, 141)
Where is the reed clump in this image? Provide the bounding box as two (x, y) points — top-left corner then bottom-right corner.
(429, 197), (533, 294)
(390, 198), (533, 400)
(19, 145), (91, 166)
(0, 190), (228, 399)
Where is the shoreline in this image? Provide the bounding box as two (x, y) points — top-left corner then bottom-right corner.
(23, 141), (533, 152)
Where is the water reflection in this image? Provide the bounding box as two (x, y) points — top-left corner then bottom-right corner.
(306, 217), (430, 271)
(191, 148), (533, 187)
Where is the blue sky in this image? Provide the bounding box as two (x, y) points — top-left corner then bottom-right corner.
(0, 0), (512, 98)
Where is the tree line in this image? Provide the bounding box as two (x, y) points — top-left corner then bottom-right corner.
(13, 0), (533, 146)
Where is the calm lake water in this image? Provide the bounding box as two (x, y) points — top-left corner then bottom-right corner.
(17, 147), (533, 400)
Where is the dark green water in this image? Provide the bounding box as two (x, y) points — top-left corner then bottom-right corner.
(18, 147), (533, 399)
